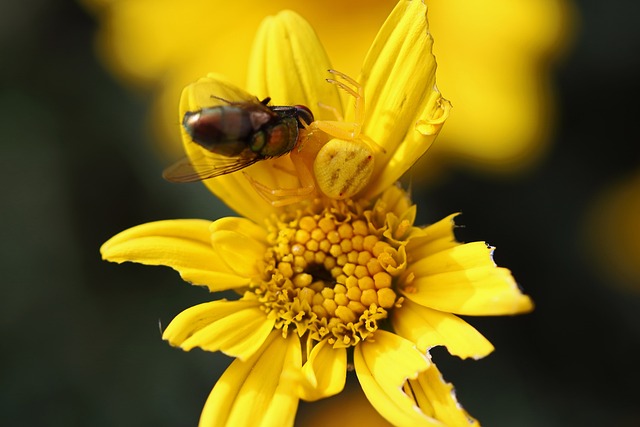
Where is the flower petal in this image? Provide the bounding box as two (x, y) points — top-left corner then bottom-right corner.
(181, 72), (254, 111)
(392, 299), (494, 360)
(199, 331), (301, 427)
(407, 362), (479, 427)
(163, 299), (275, 361)
(210, 216), (268, 241)
(239, 11), (347, 214)
(402, 241), (534, 315)
(247, 10), (341, 119)
(359, 0), (451, 199)
(210, 217), (268, 278)
(299, 339), (346, 401)
(409, 240), (500, 275)
(354, 330), (439, 426)
(377, 183), (415, 220)
(162, 300), (275, 360)
(406, 213), (459, 257)
(100, 219), (249, 291)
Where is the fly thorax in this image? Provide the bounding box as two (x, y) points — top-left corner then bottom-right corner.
(251, 116), (299, 157)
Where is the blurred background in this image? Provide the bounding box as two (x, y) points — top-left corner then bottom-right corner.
(1, 0), (639, 426)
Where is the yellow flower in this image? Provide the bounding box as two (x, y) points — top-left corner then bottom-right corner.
(80, 0), (575, 173)
(101, 2), (533, 425)
(427, 0), (576, 172)
(585, 170), (640, 292)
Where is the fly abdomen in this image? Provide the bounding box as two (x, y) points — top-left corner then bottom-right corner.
(183, 107), (254, 156)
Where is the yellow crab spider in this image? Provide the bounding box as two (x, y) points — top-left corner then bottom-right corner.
(246, 69), (376, 207)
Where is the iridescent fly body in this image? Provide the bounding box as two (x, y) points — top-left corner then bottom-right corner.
(164, 97), (314, 182)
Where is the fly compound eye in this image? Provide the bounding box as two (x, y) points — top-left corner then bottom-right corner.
(294, 105), (314, 128)
(313, 138), (374, 199)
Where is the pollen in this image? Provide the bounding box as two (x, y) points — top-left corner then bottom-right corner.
(251, 194), (413, 348)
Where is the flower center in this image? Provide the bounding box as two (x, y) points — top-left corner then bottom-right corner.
(249, 195), (411, 348)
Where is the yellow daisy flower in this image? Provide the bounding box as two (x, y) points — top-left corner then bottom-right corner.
(101, 1), (533, 425)
(586, 170), (640, 293)
(427, 0), (576, 171)
(80, 0), (575, 173)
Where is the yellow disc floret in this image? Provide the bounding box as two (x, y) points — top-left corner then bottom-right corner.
(248, 189), (413, 349)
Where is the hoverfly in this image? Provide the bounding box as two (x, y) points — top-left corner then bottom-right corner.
(163, 97), (315, 182)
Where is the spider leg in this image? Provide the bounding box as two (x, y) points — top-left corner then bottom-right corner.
(243, 153), (317, 207)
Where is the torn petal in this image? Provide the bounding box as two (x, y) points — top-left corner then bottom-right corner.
(354, 330), (438, 426)
(407, 362), (480, 427)
(100, 219), (249, 291)
(392, 299), (494, 360)
(402, 244), (534, 316)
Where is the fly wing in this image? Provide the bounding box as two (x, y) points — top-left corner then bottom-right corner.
(162, 150), (261, 183)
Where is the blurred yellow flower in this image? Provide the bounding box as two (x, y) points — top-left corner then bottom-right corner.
(100, 2), (533, 425)
(297, 382), (394, 427)
(427, 0), (575, 172)
(586, 171), (640, 292)
(80, 0), (575, 173)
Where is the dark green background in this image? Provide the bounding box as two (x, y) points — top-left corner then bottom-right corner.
(1, 1), (638, 426)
